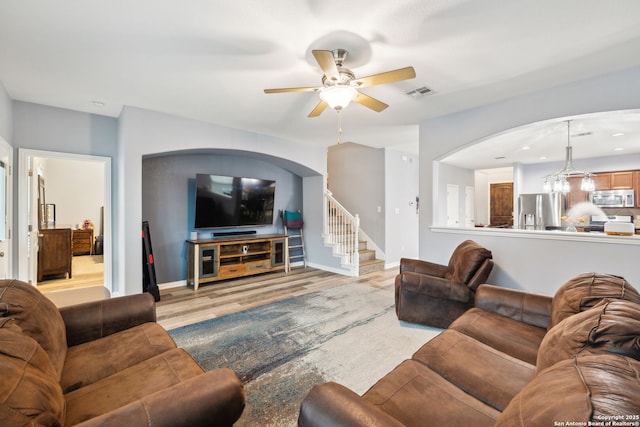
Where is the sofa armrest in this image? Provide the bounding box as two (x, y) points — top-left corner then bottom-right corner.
(397, 271), (472, 303)
(466, 258), (494, 291)
(73, 368), (245, 427)
(399, 258), (447, 277)
(59, 293), (157, 347)
(474, 284), (552, 329)
(299, 382), (405, 427)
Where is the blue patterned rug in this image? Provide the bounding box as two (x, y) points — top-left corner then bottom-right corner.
(169, 280), (439, 426)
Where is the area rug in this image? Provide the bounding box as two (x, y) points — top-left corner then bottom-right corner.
(169, 281), (441, 427)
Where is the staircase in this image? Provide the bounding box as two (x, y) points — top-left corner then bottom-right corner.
(324, 190), (385, 276)
(357, 239), (386, 275)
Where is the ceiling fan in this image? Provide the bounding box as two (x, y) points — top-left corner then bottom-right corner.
(264, 49), (416, 117)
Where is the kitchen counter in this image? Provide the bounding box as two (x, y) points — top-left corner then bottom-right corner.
(431, 226), (640, 245)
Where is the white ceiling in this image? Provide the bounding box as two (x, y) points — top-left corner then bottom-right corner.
(2, 0), (640, 165)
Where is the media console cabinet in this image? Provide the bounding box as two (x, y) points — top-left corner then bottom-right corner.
(186, 234), (288, 291)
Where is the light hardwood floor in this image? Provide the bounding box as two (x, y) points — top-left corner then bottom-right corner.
(156, 266), (398, 330)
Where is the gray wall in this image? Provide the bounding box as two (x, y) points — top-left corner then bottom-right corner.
(421, 66), (640, 295)
(13, 102), (118, 158)
(0, 82), (12, 143)
(118, 106), (331, 296)
(141, 152), (303, 284)
(12, 102), (118, 282)
(328, 142), (386, 249)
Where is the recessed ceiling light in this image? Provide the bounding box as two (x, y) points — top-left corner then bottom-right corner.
(539, 156), (547, 160)
(612, 132), (624, 137)
(92, 100), (105, 108)
(614, 147), (625, 151)
(521, 146), (531, 150)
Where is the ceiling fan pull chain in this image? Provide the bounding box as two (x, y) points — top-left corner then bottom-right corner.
(336, 111), (342, 144)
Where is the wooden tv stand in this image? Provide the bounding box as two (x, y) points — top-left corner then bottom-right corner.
(186, 234), (288, 291)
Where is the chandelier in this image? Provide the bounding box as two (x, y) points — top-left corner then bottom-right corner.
(542, 120), (595, 193)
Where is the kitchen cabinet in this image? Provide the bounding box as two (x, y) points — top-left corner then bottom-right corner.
(593, 174), (611, 190)
(635, 172), (640, 208)
(566, 176), (589, 209)
(593, 171), (633, 190)
(611, 172), (634, 189)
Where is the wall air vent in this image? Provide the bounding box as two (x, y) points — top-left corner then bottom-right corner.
(406, 86), (432, 97)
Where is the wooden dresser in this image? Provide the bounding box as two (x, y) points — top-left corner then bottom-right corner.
(38, 227), (72, 282)
(72, 228), (94, 255)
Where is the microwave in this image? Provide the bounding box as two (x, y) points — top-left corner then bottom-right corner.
(591, 189), (635, 208)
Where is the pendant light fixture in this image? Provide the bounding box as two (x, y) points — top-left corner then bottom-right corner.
(543, 120), (595, 193)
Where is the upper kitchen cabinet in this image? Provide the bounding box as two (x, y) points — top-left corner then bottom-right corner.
(611, 171), (634, 189)
(593, 174), (611, 190)
(593, 171), (633, 190)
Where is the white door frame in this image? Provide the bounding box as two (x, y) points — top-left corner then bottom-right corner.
(0, 137), (12, 279)
(17, 149), (112, 293)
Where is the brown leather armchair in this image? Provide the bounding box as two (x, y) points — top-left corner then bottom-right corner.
(394, 240), (493, 328)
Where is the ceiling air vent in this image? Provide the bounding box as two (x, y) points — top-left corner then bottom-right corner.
(406, 86), (432, 97)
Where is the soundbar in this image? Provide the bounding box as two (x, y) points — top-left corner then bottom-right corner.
(212, 230), (257, 237)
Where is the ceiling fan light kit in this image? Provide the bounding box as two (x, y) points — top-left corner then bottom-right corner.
(264, 48), (416, 117)
(319, 85), (357, 111)
(542, 120), (595, 193)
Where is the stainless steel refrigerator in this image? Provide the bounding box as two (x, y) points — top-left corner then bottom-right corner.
(517, 193), (565, 230)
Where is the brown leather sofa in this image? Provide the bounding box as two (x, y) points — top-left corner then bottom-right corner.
(395, 240), (494, 328)
(0, 279), (245, 427)
(299, 272), (640, 426)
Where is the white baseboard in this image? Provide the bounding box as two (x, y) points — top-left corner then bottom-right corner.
(158, 280), (187, 290)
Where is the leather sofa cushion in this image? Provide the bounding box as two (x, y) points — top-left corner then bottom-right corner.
(0, 318), (65, 427)
(64, 348), (205, 426)
(537, 300), (640, 372)
(0, 279), (68, 378)
(412, 329), (535, 412)
(496, 354), (640, 426)
(549, 272), (640, 329)
(445, 240), (492, 284)
(449, 307), (547, 365)
(61, 322), (177, 393)
(362, 359), (499, 427)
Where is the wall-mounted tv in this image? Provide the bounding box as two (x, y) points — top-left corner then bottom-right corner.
(194, 173), (275, 228)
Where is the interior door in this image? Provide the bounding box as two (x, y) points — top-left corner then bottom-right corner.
(446, 184), (459, 227)
(0, 137), (12, 279)
(490, 182), (514, 227)
(464, 186), (475, 227)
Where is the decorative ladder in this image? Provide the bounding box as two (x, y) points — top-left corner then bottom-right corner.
(324, 190), (360, 276)
(282, 210), (306, 268)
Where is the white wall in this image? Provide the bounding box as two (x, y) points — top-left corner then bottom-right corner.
(40, 157), (104, 228)
(385, 148), (419, 265)
(421, 66), (640, 295)
(436, 162), (474, 227)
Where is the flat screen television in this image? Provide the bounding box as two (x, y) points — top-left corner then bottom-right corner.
(194, 173), (275, 228)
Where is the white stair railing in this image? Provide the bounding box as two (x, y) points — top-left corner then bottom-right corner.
(324, 190), (359, 275)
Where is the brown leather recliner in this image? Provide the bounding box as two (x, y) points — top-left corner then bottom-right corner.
(394, 240), (493, 328)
